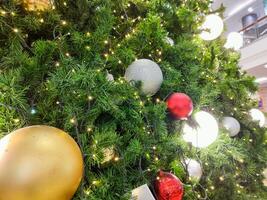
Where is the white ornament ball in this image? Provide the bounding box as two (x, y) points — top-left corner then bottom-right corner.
(224, 32), (243, 50)
(222, 117), (241, 137)
(249, 108), (265, 127)
(183, 111), (219, 148)
(106, 72), (114, 82)
(184, 159), (203, 180)
(200, 14), (224, 41)
(165, 36), (174, 46)
(263, 168), (267, 187)
(125, 59), (163, 96)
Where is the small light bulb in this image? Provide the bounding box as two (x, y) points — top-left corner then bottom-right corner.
(14, 118), (20, 123)
(30, 108), (37, 115)
(92, 180), (97, 185)
(114, 157), (119, 161)
(13, 28), (19, 33)
(70, 118), (76, 124)
(39, 18), (44, 23)
(61, 20), (67, 25)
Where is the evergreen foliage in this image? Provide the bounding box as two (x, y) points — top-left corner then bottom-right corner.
(0, 0), (266, 199)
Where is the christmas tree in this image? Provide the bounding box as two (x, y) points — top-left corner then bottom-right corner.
(0, 0), (267, 199)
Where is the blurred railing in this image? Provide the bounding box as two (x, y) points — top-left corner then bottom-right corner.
(239, 15), (267, 46)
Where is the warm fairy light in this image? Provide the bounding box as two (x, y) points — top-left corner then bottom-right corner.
(152, 146), (156, 150)
(155, 157), (159, 161)
(86, 32), (91, 36)
(239, 159), (244, 163)
(114, 157), (119, 161)
(156, 98), (161, 103)
(87, 127), (92, 132)
(1, 10), (6, 15)
(85, 46), (90, 50)
(104, 40), (108, 44)
(56, 101), (60, 105)
(92, 180), (97, 185)
(104, 53), (109, 58)
(140, 101), (144, 106)
(156, 176), (160, 180)
(61, 20), (67, 25)
(13, 28), (19, 33)
(39, 18), (44, 23)
(147, 168), (151, 172)
(210, 186), (215, 190)
(55, 62), (60, 67)
(219, 176), (224, 181)
(65, 52), (70, 57)
(92, 154), (96, 158)
(70, 118), (76, 124)
(118, 60), (122, 64)
(13, 118), (20, 123)
(63, 2), (67, 6)
(88, 96), (93, 101)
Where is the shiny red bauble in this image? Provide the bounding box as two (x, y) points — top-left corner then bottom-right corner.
(166, 93), (193, 120)
(154, 171), (184, 200)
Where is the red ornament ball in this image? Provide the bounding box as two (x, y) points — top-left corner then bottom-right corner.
(154, 171), (184, 200)
(166, 93), (193, 120)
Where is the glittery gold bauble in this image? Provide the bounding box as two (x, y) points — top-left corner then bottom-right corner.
(102, 147), (115, 164)
(23, 0), (53, 11)
(0, 125), (83, 200)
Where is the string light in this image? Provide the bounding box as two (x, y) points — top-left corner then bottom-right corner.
(88, 96), (93, 101)
(61, 20), (67, 25)
(114, 157), (120, 161)
(1, 10), (6, 15)
(70, 118), (76, 124)
(55, 62), (60, 67)
(13, 118), (20, 123)
(39, 18), (44, 23)
(13, 28), (19, 33)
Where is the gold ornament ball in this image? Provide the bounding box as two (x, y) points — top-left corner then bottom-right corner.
(23, 0), (53, 11)
(0, 125), (83, 200)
